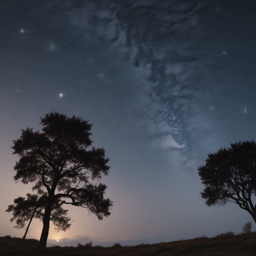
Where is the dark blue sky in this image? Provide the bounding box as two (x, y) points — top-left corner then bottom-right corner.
(1, 0), (256, 247)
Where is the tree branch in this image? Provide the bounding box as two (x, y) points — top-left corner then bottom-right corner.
(35, 149), (56, 172)
(42, 169), (51, 194)
(60, 165), (88, 178)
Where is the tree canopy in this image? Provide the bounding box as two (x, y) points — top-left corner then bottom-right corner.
(198, 140), (256, 223)
(6, 112), (113, 251)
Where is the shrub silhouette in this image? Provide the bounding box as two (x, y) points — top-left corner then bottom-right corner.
(77, 241), (93, 248)
(112, 242), (122, 248)
(215, 231), (235, 238)
(243, 222), (252, 233)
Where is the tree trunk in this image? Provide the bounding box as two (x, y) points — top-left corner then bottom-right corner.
(21, 207), (37, 247)
(250, 212), (256, 223)
(37, 203), (52, 251)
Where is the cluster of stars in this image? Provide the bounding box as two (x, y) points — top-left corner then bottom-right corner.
(20, 27), (57, 52)
(209, 106), (248, 115)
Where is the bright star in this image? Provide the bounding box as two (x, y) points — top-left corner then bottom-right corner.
(57, 240), (59, 242)
(59, 93), (63, 98)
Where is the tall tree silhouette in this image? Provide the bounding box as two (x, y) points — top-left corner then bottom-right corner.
(198, 141), (256, 223)
(6, 112), (112, 251)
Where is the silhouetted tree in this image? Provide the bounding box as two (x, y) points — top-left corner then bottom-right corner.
(6, 112), (112, 251)
(242, 222), (252, 234)
(198, 141), (256, 223)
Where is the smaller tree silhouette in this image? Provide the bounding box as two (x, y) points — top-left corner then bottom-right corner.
(198, 141), (256, 223)
(243, 222), (252, 234)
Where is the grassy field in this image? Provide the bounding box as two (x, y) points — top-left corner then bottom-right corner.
(1, 232), (256, 256)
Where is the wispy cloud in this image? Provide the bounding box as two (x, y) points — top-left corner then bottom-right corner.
(63, 0), (205, 153)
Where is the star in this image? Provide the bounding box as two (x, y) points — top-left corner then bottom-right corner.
(222, 51), (227, 55)
(48, 43), (56, 52)
(59, 93), (63, 98)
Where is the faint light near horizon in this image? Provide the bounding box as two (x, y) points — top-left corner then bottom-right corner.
(57, 240), (59, 242)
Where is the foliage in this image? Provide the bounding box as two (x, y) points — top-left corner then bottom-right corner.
(194, 235), (208, 239)
(112, 242), (122, 248)
(215, 231), (235, 238)
(6, 193), (70, 231)
(77, 241), (93, 248)
(198, 141), (256, 222)
(6, 112), (113, 250)
(243, 222), (252, 234)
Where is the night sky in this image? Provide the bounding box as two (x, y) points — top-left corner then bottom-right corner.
(1, 0), (256, 247)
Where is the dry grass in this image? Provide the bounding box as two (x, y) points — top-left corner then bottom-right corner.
(1, 232), (255, 256)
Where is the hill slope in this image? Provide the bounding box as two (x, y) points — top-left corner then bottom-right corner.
(1, 232), (255, 256)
